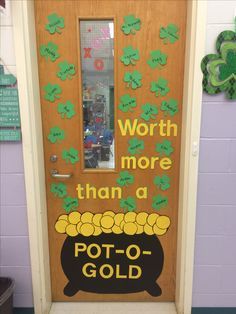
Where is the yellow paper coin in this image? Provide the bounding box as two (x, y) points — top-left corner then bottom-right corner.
(68, 211), (81, 224)
(153, 225), (167, 236)
(93, 226), (102, 236)
(81, 212), (93, 224)
(101, 227), (112, 233)
(112, 224), (123, 234)
(124, 212), (136, 223)
(80, 223), (94, 237)
(58, 214), (68, 221)
(156, 215), (171, 229)
(147, 213), (159, 226)
(124, 222), (137, 235)
(66, 224), (79, 237)
(103, 210), (115, 217)
(144, 224), (154, 235)
(76, 221), (82, 233)
(136, 223), (144, 234)
(100, 215), (114, 229)
(120, 220), (125, 230)
(114, 213), (124, 226)
(136, 212), (148, 226)
(55, 219), (68, 234)
(92, 213), (102, 227)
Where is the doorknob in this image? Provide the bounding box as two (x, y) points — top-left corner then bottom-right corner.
(50, 169), (73, 179)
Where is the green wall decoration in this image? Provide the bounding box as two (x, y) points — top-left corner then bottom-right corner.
(62, 147), (79, 164)
(156, 139), (174, 156)
(128, 138), (145, 155)
(44, 83), (62, 102)
(160, 99), (178, 117)
(40, 42), (60, 62)
(118, 94), (137, 113)
(120, 196), (137, 212)
(57, 61), (76, 81)
(51, 182), (67, 198)
(201, 22), (236, 100)
(45, 13), (65, 34)
(140, 103), (158, 121)
(160, 24), (179, 44)
(120, 46), (140, 65)
(154, 175), (170, 191)
(150, 77), (170, 97)
(121, 15), (141, 35)
(152, 195), (168, 211)
(47, 126), (65, 143)
(147, 50), (167, 69)
(123, 70), (142, 89)
(57, 101), (75, 119)
(63, 197), (79, 213)
(116, 171), (134, 187)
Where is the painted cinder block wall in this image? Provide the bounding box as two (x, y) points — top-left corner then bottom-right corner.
(0, 0), (236, 309)
(192, 0), (236, 308)
(0, 1), (33, 307)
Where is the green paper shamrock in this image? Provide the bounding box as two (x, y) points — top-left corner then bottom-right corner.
(116, 171), (134, 187)
(120, 46), (140, 65)
(63, 197), (79, 213)
(150, 77), (170, 97)
(47, 126), (65, 144)
(147, 50), (167, 69)
(118, 94), (137, 113)
(128, 138), (144, 155)
(120, 196), (136, 212)
(156, 139), (174, 156)
(44, 83), (62, 102)
(124, 70), (142, 89)
(40, 42), (60, 62)
(62, 147), (79, 164)
(152, 195), (168, 211)
(121, 15), (141, 35)
(57, 61), (76, 81)
(160, 24), (179, 44)
(57, 101), (75, 119)
(154, 175), (170, 191)
(160, 99), (178, 117)
(50, 182), (67, 198)
(219, 50), (236, 81)
(45, 13), (65, 35)
(140, 103), (158, 121)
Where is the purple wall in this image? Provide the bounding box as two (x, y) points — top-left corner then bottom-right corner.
(192, 1), (236, 307)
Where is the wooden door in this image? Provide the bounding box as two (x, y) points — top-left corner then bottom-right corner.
(34, 0), (187, 302)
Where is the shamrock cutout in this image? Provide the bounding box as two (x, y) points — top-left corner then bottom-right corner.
(154, 175), (170, 191)
(161, 99), (178, 117)
(57, 101), (75, 119)
(140, 103), (158, 121)
(62, 147), (79, 164)
(156, 139), (174, 156)
(63, 197), (79, 213)
(120, 46), (140, 65)
(47, 126), (65, 143)
(117, 171), (134, 187)
(44, 83), (62, 102)
(45, 13), (65, 34)
(50, 182), (67, 198)
(118, 94), (137, 113)
(124, 70), (142, 89)
(121, 15), (141, 35)
(152, 195), (168, 211)
(40, 42), (60, 62)
(128, 138), (144, 155)
(160, 24), (179, 44)
(150, 77), (170, 97)
(120, 197), (136, 212)
(219, 50), (236, 81)
(147, 50), (167, 69)
(57, 61), (76, 81)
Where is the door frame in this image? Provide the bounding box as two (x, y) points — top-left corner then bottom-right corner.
(11, 1), (206, 313)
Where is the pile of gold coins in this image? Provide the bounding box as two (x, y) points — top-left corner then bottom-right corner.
(55, 211), (171, 237)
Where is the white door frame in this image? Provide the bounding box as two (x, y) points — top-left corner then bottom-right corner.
(11, 1), (206, 313)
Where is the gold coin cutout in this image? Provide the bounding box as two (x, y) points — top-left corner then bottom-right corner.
(80, 223), (95, 237)
(66, 224), (79, 237)
(136, 212), (148, 226)
(68, 211), (81, 224)
(81, 212), (93, 224)
(55, 220), (68, 234)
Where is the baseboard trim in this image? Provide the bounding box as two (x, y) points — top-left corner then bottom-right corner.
(192, 308), (236, 314)
(14, 308), (34, 314)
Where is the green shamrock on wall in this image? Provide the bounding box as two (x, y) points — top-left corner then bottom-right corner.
(160, 24), (179, 44)
(63, 197), (79, 213)
(50, 182), (67, 198)
(40, 42), (60, 62)
(120, 197), (137, 212)
(57, 101), (75, 119)
(121, 15), (141, 35)
(160, 99), (178, 117)
(120, 46), (140, 65)
(147, 50), (167, 69)
(154, 175), (171, 191)
(45, 13), (65, 34)
(47, 126), (65, 144)
(128, 138), (144, 155)
(118, 94), (137, 113)
(124, 70), (142, 89)
(156, 139), (174, 156)
(150, 77), (170, 97)
(116, 171), (134, 187)
(44, 83), (62, 102)
(62, 147), (79, 164)
(152, 195), (168, 211)
(57, 61), (76, 81)
(140, 103), (158, 121)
